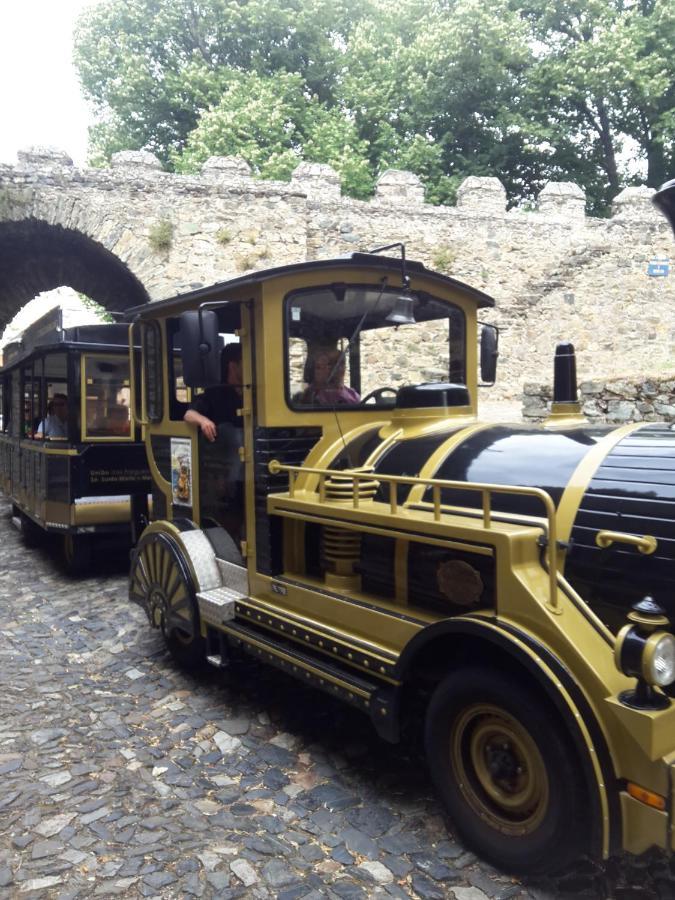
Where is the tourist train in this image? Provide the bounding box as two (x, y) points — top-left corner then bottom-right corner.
(3, 181), (675, 873)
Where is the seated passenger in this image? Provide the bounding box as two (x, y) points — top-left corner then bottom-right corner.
(183, 343), (242, 441)
(300, 348), (360, 406)
(107, 404), (131, 436)
(36, 394), (68, 439)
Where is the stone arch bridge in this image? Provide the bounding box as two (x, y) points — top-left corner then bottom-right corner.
(0, 146), (672, 396)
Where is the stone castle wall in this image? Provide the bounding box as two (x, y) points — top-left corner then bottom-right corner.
(523, 373), (675, 424)
(0, 147), (673, 400)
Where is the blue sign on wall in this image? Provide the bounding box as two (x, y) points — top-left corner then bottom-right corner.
(647, 257), (670, 277)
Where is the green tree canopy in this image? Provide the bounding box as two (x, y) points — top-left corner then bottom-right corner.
(517, 0), (675, 209)
(74, 0), (675, 211)
(173, 71), (375, 197)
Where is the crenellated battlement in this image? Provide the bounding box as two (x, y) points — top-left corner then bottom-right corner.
(0, 145), (672, 402)
(4, 146), (661, 221)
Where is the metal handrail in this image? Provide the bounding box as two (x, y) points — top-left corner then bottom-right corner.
(268, 460), (561, 611)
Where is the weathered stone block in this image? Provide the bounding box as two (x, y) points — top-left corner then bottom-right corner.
(201, 155), (252, 182)
(612, 185), (655, 220)
(580, 381), (605, 396)
(111, 150), (163, 172)
(606, 400), (637, 421)
(375, 169), (424, 205)
(456, 176), (506, 214)
(17, 146), (73, 168)
(292, 162), (341, 201)
(522, 382), (546, 396)
(606, 380), (638, 397)
(582, 401), (603, 418)
(538, 182), (586, 220)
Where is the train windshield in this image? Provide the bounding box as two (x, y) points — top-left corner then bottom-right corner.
(285, 285), (465, 409)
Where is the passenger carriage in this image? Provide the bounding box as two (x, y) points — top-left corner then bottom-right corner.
(0, 308), (151, 571)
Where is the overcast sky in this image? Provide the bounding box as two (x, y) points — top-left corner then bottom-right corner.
(0, 0), (98, 166)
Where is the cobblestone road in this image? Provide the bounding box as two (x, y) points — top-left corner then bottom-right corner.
(1, 498), (674, 899)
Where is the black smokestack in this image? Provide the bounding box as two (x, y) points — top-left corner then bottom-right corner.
(653, 179), (675, 237)
(553, 342), (577, 403)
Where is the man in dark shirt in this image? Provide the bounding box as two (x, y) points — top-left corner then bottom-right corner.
(183, 342), (242, 440)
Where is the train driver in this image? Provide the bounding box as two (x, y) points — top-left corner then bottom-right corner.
(183, 343), (242, 441)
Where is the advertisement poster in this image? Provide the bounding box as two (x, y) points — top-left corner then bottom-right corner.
(170, 437), (192, 507)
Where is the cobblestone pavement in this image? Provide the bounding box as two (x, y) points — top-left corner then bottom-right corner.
(1, 499), (674, 900)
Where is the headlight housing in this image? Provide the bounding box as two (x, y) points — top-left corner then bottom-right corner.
(643, 632), (675, 687)
(614, 597), (674, 709)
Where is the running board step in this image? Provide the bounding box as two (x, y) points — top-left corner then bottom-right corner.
(196, 585), (244, 628)
(217, 618), (400, 741)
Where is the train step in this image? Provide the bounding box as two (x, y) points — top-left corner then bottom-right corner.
(215, 616), (400, 740)
(218, 616), (385, 707)
(196, 584), (244, 629)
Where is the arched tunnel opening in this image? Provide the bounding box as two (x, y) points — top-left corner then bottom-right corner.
(0, 219), (150, 331)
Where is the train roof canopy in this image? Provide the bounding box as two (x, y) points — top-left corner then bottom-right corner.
(1, 307), (130, 369)
(126, 253), (495, 318)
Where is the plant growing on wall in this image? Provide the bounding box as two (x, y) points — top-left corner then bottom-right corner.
(148, 220), (174, 252)
(431, 247), (458, 274)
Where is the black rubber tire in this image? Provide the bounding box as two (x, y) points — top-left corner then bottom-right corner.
(129, 531), (206, 669)
(20, 512), (44, 548)
(62, 533), (92, 575)
(425, 666), (589, 875)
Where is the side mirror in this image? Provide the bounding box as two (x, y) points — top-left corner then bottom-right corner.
(654, 179), (675, 237)
(179, 310), (222, 387)
(480, 324), (499, 386)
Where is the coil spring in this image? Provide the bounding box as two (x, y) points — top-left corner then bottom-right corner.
(323, 470), (379, 503)
(322, 469), (379, 575)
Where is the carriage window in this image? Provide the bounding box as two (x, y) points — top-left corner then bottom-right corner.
(167, 318), (192, 420)
(83, 355), (132, 439)
(22, 361), (43, 438)
(1, 375), (11, 433)
(143, 322), (163, 423)
(40, 353), (69, 441)
(285, 286), (466, 409)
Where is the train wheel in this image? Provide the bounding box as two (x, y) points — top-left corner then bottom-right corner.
(63, 533), (92, 574)
(425, 667), (587, 875)
(20, 513), (44, 548)
(130, 531), (206, 668)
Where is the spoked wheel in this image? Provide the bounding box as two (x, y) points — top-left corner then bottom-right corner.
(130, 530), (206, 668)
(62, 533), (92, 575)
(425, 667), (588, 875)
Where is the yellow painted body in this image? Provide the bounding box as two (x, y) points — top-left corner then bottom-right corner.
(134, 259), (675, 861)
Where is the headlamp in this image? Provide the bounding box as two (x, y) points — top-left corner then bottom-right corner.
(614, 597), (673, 710)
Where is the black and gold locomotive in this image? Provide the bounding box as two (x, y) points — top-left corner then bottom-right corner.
(122, 184), (675, 874)
(0, 308), (151, 571)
